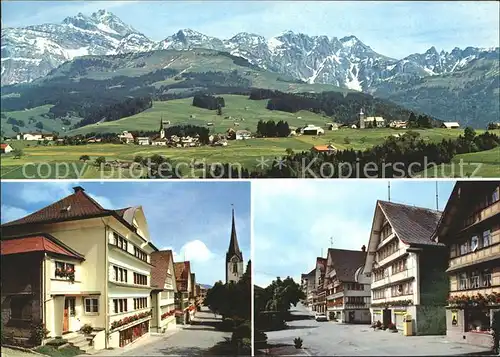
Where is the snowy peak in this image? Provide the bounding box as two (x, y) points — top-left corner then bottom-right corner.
(89, 9), (138, 36)
(154, 28), (225, 51)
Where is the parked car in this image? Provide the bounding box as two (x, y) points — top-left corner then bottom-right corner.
(315, 313), (328, 322)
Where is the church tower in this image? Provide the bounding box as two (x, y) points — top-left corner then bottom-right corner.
(159, 117), (165, 139)
(359, 108), (365, 129)
(226, 208), (244, 284)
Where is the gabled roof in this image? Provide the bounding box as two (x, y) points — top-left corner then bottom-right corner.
(326, 248), (366, 282)
(377, 200), (443, 247)
(432, 181), (500, 242)
(226, 209), (243, 261)
(151, 250), (175, 290)
(1, 233), (84, 260)
(174, 261), (191, 292)
(1, 143), (11, 149)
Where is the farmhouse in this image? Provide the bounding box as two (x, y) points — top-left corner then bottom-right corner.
(118, 131), (134, 144)
(1, 143), (13, 153)
(327, 123), (339, 131)
(16, 133), (44, 141)
(325, 247), (371, 323)
(235, 130), (252, 140)
(362, 200), (448, 335)
(311, 144), (338, 154)
(389, 121), (408, 129)
(442, 122), (460, 129)
(137, 137), (150, 146)
(302, 124), (324, 135)
(432, 181), (499, 348)
(0, 186), (204, 351)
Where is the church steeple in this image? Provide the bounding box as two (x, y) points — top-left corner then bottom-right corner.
(227, 208), (243, 261)
(226, 207), (243, 283)
(159, 116), (165, 139)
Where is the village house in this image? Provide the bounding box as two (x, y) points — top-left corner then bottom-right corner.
(358, 109), (385, 128)
(301, 124), (325, 135)
(442, 122), (461, 129)
(1, 143), (14, 153)
(150, 250), (177, 334)
(301, 268), (316, 308)
(327, 123), (339, 131)
(16, 133), (44, 141)
(311, 144), (338, 154)
(312, 257), (327, 314)
(362, 200), (449, 335)
(389, 120), (408, 129)
(118, 131), (134, 144)
(0, 187), (159, 351)
(151, 138), (167, 146)
(324, 247), (371, 323)
(235, 130), (252, 140)
(432, 181), (500, 348)
(173, 261), (195, 323)
(137, 137), (150, 146)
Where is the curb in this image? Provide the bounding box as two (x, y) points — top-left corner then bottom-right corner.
(2, 345), (46, 356)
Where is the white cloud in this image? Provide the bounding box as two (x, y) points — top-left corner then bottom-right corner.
(179, 240), (214, 263)
(17, 182), (75, 204)
(1, 205), (29, 223)
(88, 193), (116, 210)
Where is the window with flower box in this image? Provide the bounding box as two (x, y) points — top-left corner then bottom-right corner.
(483, 230), (491, 248)
(469, 272), (480, 289)
(482, 269), (492, 287)
(55, 261), (75, 280)
(134, 297), (147, 310)
(459, 272), (468, 290)
(133, 273), (147, 285)
(113, 298), (128, 313)
(456, 270), (493, 291)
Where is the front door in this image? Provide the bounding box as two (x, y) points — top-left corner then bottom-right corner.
(63, 299), (70, 332)
(63, 297), (75, 333)
(382, 308), (391, 326)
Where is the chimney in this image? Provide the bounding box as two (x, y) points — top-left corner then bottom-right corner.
(73, 186), (85, 193)
(361, 245), (366, 252)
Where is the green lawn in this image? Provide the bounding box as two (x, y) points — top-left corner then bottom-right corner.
(416, 147), (500, 178)
(1, 105), (81, 137)
(2, 128), (498, 179)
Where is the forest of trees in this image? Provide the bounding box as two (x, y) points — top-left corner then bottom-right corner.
(256, 120), (290, 137)
(73, 96), (153, 129)
(192, 94), (226, 110)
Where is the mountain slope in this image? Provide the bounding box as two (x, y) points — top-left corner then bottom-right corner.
(1, 10), (154, 85)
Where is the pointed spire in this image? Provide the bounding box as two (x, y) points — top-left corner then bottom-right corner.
(160, 116), (163, 131)
(227, 206), (243, 261)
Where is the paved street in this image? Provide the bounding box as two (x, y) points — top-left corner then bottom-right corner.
(96, 307), (230, 356)
(264, 303), (492, 356)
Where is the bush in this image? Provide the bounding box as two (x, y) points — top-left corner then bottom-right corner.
(30, 322), (50, 346)
(294, 337), (303, 349)
(81, 324), (93, 335)
(492, 310), (500, 354)
(241, 337), (251, 355)
(232, 321), (251, 342)
(254, 330), (268, 350)
(220, 318), (235, 331)
(94, 156), (106, 166)
(343, 136), (351, 144)
(79, 155), (90, 161)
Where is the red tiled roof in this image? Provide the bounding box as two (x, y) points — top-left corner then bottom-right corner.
(151, 250), (174, 289)
(1, 144), (10, 149)
(1, 233), (84, 260)
(174, 261), (191, 292)
(1, 187), (109, 227)
(312, 145), (336, 152)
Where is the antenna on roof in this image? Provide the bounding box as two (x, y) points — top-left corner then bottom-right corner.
(321, 248), (323, 257)
(388, 181), (391, 202)
(435, 181), (439, 210)
(330, 237), (333, 248)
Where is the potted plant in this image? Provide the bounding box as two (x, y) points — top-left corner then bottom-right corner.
(388, 323), (397, 333)
(375, 320), (382, 330)
(294, 337), (303, 349)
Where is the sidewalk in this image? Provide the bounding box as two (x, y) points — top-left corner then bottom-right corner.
(92, 328), (180, 356)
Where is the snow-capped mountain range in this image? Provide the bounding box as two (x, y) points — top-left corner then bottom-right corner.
(2, 9), (498, 89)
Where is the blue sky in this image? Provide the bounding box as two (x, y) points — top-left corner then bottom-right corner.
(2, 1), (498, 58)
(252, 180), (456, 288)
(1, 181), (251, 286)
